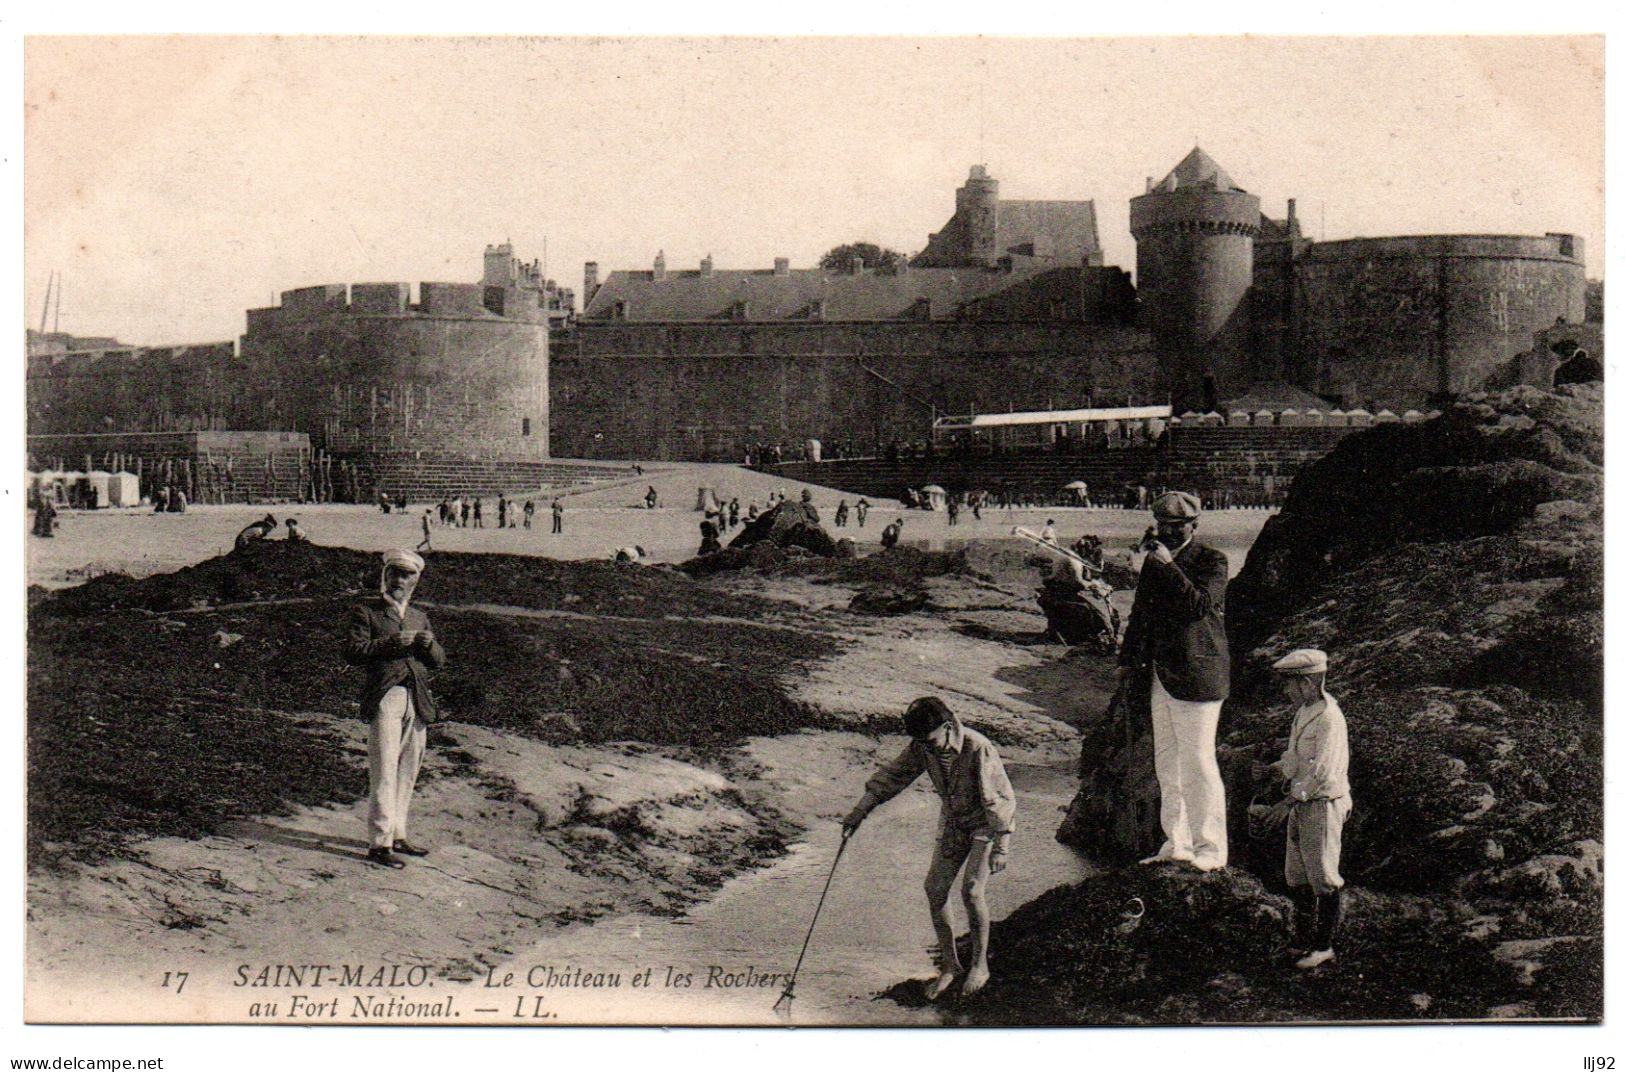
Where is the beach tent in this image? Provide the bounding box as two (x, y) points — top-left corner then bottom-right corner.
(108, 471), (141, 507)
(82, 471), (113, 509)
(920, 484), (947, 511)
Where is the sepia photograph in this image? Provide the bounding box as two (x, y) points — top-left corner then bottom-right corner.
(17, 30), (1605, 1043)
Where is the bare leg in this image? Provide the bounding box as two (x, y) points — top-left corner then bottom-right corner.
(960, 836), (995, 994)
(923, 834), (973, 999)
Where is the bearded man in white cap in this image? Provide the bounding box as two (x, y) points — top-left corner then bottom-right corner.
(344, 549), (447, 869)
(1116, 490), (1231, 871)
(1258, 648), (1351, 969)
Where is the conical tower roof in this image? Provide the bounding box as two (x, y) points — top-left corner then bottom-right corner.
(1152, 147), (1244, 194)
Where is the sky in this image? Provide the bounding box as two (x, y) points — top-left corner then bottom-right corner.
(24, 35), (1605, 346)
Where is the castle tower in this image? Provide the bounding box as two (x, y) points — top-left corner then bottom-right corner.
(955, 165), (1000, 267)
(1130, 148), (1261, 409)
(483, 242), (518, 287)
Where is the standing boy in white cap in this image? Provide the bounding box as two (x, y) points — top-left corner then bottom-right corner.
(1117, 490), (1231, 870)
(1260, 648), (1351, 969)
(344, 549), (447, 869)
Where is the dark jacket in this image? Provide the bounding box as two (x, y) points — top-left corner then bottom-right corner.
(1118, 539), (1230, 702)
(344, 596), (447, 722)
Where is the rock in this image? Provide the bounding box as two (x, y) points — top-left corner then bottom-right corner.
(1493, 935), (1590, 987)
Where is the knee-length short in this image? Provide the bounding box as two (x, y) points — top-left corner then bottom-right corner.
(1285, 795), (1352, 894)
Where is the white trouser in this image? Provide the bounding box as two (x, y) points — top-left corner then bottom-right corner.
(1150, 669), (1227, 864)
(368, 686), (427, 850)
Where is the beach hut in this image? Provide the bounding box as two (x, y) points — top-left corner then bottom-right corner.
(108, 471), (141, 507)
(82, 471), (113, 509)
(1302, 408), (1326, 426)
(1227, 411), (1252, 427)
(1345, 409), (1373, 428)
(1374, 409), (1400, 424)
(1252, 409), (1275, 427)
(1402, 409), (1427, 424)
(1326, 409), (1348, 427)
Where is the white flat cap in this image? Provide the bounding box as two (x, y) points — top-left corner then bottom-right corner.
(382, 549), (425, 573)
(1272, 648), (1327, 675)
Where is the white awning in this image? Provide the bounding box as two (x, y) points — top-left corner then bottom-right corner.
(934, 405), (1173, 431)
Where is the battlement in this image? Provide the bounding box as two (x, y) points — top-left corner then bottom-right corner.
(1305, 233), (1585, 266)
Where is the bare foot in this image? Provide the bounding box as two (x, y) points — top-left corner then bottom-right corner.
(961, 964), (990, 997)
(924, 970), (959, 1001)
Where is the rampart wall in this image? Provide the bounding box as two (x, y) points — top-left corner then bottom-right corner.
(26, 342), (246, 435)
(550, 321), (1165, 461)
(1286, 234), (1586, 407)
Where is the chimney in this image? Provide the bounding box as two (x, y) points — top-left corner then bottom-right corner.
(653, 250), (667, 281)
(1287, 199), (1297, 233)
(584, 262), (600, 304)
(851, 255), (865, 275)
(700, 254), (714, 277)
(1146, 177), (1153, 193)
(774, 257), (789, 276)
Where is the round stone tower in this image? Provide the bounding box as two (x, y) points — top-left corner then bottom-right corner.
(1131, 148), (1261, 409)
(956, 164), (1001, 267)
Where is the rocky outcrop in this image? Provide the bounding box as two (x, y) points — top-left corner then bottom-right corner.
(1054, 384), (1602, 1019)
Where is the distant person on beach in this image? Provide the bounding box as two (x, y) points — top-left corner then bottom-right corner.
(32, 497), (57, 538)
(234, 513), (277, 551)
(698, 517), (722, 556)
(285, 517), (308, 543)
(855, 498), (869, 528)
(645, 486), (659, 509)
(612, 545), (647, 563)
(497, 495), (509, 529)
(345, 549), (445, 870)
(1039, 519), (1057, 547)
(416, 509), (433, 552)
(551, 498), (564, 534)
(1118, 491), (1230, 872)
(880, 518), (903, 549)
(843, 696), (1016, 1000)
(523, 499), (536, 529)
(472, 498), (484, 528)
(1256, 648), (1351, 970)
(834, 499), (849, 527)
(460, 498), (471, 528)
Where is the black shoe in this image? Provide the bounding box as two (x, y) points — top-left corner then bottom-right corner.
(393, 840), (430, 857)
(367, 847), (406, 869)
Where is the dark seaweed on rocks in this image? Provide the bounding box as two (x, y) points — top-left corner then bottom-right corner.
(28, 546), (841, 868)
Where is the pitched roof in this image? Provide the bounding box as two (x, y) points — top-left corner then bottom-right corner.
(995, 200), (1102, 265)
(914, 198), (1101, 268)
(581, 264), (1079, 321)
(1153, 147), (1244, 194)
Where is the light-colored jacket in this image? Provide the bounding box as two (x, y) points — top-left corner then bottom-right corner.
(1279, 693), (1351, 803)
(854, 712), (1016, 847)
